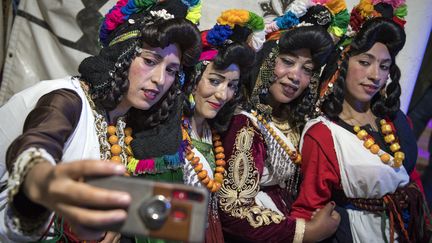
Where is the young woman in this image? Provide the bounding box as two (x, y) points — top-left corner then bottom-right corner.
(181, 9), (261, 243)
(217, 24), (341, 242)
(290, 15), (431, 243)
(0, 0), (201, 242)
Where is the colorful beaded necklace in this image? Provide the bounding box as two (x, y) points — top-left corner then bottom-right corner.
(182, 117), (225, 193)
(353, 118), (404, 168)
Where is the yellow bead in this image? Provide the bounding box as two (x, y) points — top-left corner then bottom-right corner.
(108, 135), (119, 145)
(381, 124), (392, 134)
(125, 136), (133, 145)
(107, 125), (117, 136)
(215, 166), (225, 173)
(214, 173), (224, 183)
(110, 144), (122, 155)
(124, 127), (132, 136)
(370, 144), (380, 154)
(384, 134), (396, 144)
(390, 143), (401, 152)
(257, 115), (263, 121)
(380, 153), (391, 164)
(393, 159), (403, 168)
(357, 130), (368, 140)
(363, 138), (375, 149)
(380, 119), (387, 126)
(394, 151), (405, 161)
(353, 126), (361, 133)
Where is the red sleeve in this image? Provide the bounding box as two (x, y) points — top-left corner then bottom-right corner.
(291, 122), (342, 219)
(219, 114), (297, 242)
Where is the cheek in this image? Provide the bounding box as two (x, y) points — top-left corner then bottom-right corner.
(274, 62), (286, 78)
(298, 76), (311, 92)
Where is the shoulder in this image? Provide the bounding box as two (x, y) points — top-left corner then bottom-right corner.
(304, 121), (332, 141)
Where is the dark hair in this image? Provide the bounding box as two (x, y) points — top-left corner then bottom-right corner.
(321, 17), (406, 119)
(183, 42), (255, 132)
(247, 25), (333, 130)
(79, 17), (201, 130)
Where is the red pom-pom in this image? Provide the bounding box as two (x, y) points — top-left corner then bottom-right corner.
(201, 31), (210, 48)
(392, 16), (406, 28)
(350, 8), (363, 32)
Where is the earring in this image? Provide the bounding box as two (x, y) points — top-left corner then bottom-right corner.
(188, 93), (196, 110)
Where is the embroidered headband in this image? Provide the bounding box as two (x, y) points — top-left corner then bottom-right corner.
(265, 0), (350, 41)
(99, 0), (202, 47)
(199, 9), (265, 62)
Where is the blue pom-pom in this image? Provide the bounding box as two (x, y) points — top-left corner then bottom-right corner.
(206, 24), (233, 47)
(275, 11), (299, 29)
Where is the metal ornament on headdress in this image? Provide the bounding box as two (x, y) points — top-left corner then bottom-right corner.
(250, 46), (279, 119)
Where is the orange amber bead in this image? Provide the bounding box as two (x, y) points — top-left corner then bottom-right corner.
(108, 135), (119, 145)
(201, 177), (210, 185)
(394, 151), (405, 161)
(380, 153), (390, 163)
(194, 163), (203, 172)
(124, 136), (133, 145)
(191, 157), (200, 165)
(198, 170), (208, 179)
(370, 144), (380, 154)
(215, 153), (225, 159)
(110, 144), (122, 155)
(186, 152), (195, 161)
(211, 182), (221, 192)
(212, 134), (221, 142)
(393, 159), (403, 168)
(216, 159), (226, 167)
(213, 141), (222, 147)
(107, 125), (117, 136)
(206, 180), (214, 190)
(111, 155), (121, 163)
(214, 146), (224, 153)
(124, 127), (132, 136)
(215, 166), (225, 173)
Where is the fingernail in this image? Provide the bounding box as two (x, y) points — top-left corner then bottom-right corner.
(113, 164), (126, 174)
(117, 193), (131, 204)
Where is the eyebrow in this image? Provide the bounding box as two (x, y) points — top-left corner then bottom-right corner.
(282, 52), (314, 64)
(209, 72), (240, 82)
(362, 53), (392, 63)
(142, 50), (162, 61)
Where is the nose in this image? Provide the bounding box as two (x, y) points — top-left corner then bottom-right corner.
(151, 64), (165, 86)
(214, 85), (228, 101)
(287, 66), (301, 85)
(368, 63), (380, 82)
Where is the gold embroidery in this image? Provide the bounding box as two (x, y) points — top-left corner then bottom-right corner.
(218, 123), (285, 228)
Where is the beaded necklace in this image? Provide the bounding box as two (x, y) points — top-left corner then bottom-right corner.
(251, 110), (302, 164)
(182, 117), (225, 193)
(353, 118), (404, 168)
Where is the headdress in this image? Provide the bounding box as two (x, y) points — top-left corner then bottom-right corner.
(316, 0), (407, 109)
(191, 9), (265, 87)
(250, 0), (348, 119)
(79, 0), (202, 93)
